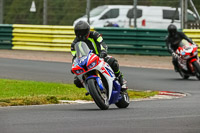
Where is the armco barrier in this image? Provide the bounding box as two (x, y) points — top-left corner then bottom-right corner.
(0, 24), (13, 49)
(183, 29), (200, 55)
(12, 24), (76, 52)
(95, 27), (170, 56)
(2, 24), (192, 56)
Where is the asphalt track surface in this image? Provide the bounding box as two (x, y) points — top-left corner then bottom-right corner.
(0, 58), (200, 133)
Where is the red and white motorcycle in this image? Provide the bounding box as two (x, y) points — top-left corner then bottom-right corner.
(175, 40), (200, 80)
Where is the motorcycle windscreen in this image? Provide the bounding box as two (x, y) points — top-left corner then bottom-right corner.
(180, 39), (191, 48)
(75, 41), (90, 58)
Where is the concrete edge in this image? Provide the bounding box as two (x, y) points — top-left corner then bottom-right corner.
(58, 91), (187, 104)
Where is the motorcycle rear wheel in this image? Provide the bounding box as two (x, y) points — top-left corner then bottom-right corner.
(87, 78), (109, 110)
(192, 61), (200, 80)
(115, 91), (130, 108)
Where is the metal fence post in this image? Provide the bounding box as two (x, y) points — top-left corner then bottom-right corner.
(133, 0), (137, 28)
(0, 0), (3, 24)
(189, 0), (200, 20)
(43, 0), (47, 25)
(184, 0), (188, 29)
(86, 0), (90, 24)
(180, 0), (184, 29)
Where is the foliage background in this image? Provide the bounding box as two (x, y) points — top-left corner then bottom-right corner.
(2, 0), (200, 25)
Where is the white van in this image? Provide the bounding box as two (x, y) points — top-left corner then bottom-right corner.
(73, 5), (197, 29)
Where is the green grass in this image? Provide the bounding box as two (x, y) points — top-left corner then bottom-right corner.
(0, 79), (158, 106)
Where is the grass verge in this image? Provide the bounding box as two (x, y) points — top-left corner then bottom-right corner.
(0, 79), (158, 106)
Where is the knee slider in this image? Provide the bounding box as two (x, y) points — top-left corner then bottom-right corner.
(112, 60), (119, 72)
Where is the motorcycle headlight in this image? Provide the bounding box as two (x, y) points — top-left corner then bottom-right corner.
(181, 51), (185, 56)
(183, 55), (190, 59)
(75, 69), (84, 74)
(87, 61), (97, 69)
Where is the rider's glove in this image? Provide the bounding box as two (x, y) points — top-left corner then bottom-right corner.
(172, 52), (177, 58)
(100, 50), (107, 58)
(193, 42), (197, 46)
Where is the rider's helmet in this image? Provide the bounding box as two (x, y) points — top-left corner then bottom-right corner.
(74, 21), (90, 40)
(167, 24), (177, 36)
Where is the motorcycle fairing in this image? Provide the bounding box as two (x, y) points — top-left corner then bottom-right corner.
(109, 80), (122, 104)
(176, 41), (199, 73)
(72, 46), (123, 105)
(105, 65), (115, 77)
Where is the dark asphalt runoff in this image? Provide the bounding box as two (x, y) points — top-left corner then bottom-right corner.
(0, 58), (200, 133)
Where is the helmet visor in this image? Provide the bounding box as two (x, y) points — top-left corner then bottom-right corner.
(75, 29), (89, 40)
(169, 29), (177, 35)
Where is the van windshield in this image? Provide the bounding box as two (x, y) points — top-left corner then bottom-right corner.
(188, 12), (197, 21)
(83, 6), (107, 18)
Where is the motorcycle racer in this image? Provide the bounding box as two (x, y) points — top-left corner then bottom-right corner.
(71, 20), (127, 92)
(165, 24), (194, 71)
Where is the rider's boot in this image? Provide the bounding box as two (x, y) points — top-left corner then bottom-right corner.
(117, 73), (128, 92)
(174, 65), (178, 72)
(172, 59), (179, 72)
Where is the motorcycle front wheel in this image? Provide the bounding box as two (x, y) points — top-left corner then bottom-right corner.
(192, 61), (200, 80)
(178, 69), (189, 79)
(87, 78), (109, 110)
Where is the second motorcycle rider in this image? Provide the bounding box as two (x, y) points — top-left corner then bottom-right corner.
(166, 24), (194, 71)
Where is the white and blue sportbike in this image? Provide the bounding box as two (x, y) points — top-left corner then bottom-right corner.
(71, 41), (130, 110)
